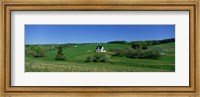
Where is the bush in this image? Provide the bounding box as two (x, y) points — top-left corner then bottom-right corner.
(85, 53), (110, 63)
(126, 49), (140, 58)
(126, 49), (160, 59)
(111, 47), (161, 59)
(145, 49), (160, 59)
(26, 50), (37, 57)
(113, 48), (127, 57)
(35, 47), (46, 57)
(26, 46), (46, 57)
(34, 46), (46, 57)
(85, 56), (93, 62)
(93, 53), (104, 62)
(55, 54), (65, 60)
(100, 54), (110, 63)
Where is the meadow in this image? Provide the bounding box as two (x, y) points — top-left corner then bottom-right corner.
(25, 42), (175, 72)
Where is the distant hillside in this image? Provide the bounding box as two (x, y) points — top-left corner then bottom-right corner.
(148, 42), (175, 55)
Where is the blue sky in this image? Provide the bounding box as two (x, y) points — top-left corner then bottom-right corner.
(25, 25), (175, 44)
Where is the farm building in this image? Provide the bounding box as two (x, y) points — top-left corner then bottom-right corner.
(157, 48), (166, 55)
(96, 46), (106, 52)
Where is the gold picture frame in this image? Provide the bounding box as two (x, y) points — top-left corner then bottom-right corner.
(0, 0), (199, 97)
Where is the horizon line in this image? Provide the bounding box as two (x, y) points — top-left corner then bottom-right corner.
(25, 38), (175, 45)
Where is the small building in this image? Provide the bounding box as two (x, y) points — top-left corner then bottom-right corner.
(157, 49), (165, 55)
(96, 46), (106, 52)
(160, 52), (166, 55)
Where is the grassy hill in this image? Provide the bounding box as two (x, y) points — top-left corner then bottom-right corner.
(25, 43), (175, 72)
(148, 42), (175, 55)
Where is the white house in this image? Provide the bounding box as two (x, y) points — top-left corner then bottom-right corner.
(96, 46), (106, 52)
(160, 52), (166, 55)
(157, 49), (166, 55)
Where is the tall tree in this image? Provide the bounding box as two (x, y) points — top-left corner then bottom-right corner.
(55, 46), (65, 60)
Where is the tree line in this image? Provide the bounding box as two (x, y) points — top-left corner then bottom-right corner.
(107, 38), (175, 45)
(108, 38), (175, 50)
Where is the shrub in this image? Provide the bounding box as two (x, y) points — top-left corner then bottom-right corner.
(145, 49), (160, 59)
(126, 49), (139, 58)
(100, 54), (110, 63)
(126, 49), (160, 59)
(26, 50), (37, 57)
(85, 53), (110, 63)
(85, 56), (93, 62)
(55, 54), (65, 60)
(113, 48), (127, 56)
(26, 46), (46, 57)
(34, 46), (46, 57)
(93, 53), (102, 62)
(137, 49), (146, 58)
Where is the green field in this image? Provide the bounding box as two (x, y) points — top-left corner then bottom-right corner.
(25, 42), (175, 72)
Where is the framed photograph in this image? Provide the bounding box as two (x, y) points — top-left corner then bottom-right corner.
(0, 0), (199, 97)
